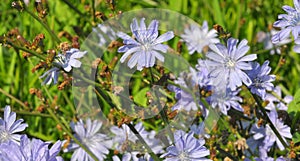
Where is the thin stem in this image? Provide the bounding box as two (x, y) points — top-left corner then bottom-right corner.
(61, 0), (84, 16)
(127, 123), (160, 161)
(252, 94), (289, 149)
(0, 108), (51, 118)
(0, 88), (29, 110)
(5, 40), (47, 60)
(23, 6), (61, 44)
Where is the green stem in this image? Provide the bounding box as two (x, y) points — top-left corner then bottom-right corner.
(0, 108), (51, 118)
(5, 40), (47, 60)
(127, 123), (160, 161)
(0, 88), (29, 110)
(23, 6), (61, 44)
(61, 0), (84, 16)
(252, 94), (289, 149)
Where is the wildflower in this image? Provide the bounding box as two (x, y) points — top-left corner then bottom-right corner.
(117, 18), (174, 70)
(204, 38), (257, 90)
(0, 105), (28, 144)
(265, 86), (293, 111)
(63, 119), (112, 161)
(161, 130), (211, 161)
(246, 123), (266, 154)
(110, 122), (148, 152)
(256, 30), (291, 55)
(180, 21), (219, 54)
(207, 88), (243, 115)
(0, 135), (63, 161)
(272, 0), (300, 46)
(264, 110), (292, 151)
(246, 60), (276, 99)
(168, 67), (210, 112)
(58, 48), (87, 72)
(39, 67), (60, 85)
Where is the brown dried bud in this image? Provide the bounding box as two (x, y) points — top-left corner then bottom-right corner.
(58, 31), (73, 41)
(37, 105), (45, 112)
(72, 36), (80, 49)
(92, 58), (102, 69)
(29, 88), (37, 94)
(95, 12), (107, 21)
(32, 61), (47, 73)
(58, 77), (72, 90)
(31, 33), (45, 50)
(59, 42), (71, 52)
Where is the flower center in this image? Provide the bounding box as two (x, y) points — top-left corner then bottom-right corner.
(0, 129), (10, 143)
(226, 59), (236, 68)
(142, 43), (151, 51)
(178, 151), (190, 161)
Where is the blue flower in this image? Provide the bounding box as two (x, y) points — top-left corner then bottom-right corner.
(272, 0), (300, 47)
(110, 122), (149, 152)
(181, 21), (219, 54)
(168, 67), (210, 113)
(205, 38), (257, 90)
(207, 88), (243, 115)
(161, 130), (211, 161)
(39, 67), (60, 85)
(246, 60), (276, 99)
(0, 105), (28, 144)
(63, 119), (112, 161)
(0, 135), (63, 161)
(265, 86), (293, 111)
(117, 18), (174, 70)
(264, 110), (292, 151)
(58, 48), (87, 72)
(256, 30), (291, 55)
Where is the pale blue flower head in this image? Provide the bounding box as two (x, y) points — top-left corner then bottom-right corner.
(0, 135), (63, 161)
(247, 60), (276, 99)
(205, 38), (257, 90)
(63, 119), (112, 161)
(117, 18), (174, 70)
(161, 130), (211, 161)
(58, 48), (87, 72)
(0, 105), (28, 144)
(181, 21), (219, 54)
(264, 110), (292, 151)
(207, 88), (243, 115)
(272, 0), (300, 51)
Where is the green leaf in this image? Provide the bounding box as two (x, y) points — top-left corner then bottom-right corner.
(287, 88), (300, 114)
(133, 87), (150, 107)
(293, 132), (300, 144)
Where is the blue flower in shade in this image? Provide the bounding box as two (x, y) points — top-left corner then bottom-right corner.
(246, 123), (266, 154)
(161, 130), (211, 161)
(246, 60), (276, 99)
(272, 0), (300, 48)
(117, 18), (174, 71)
(207, 88), (243, 115)
(264, 110), (292, 151)
(39, 67), (60, 85)
(256, 30), (291, 55)
(181, 21), (219, 54)
(204, 38), (257, 90)
(0, 135), (63, 161)
(0, 105), (28, 144)
(168, 67), (210, 113)
(265, 86), (293, 111)
(63, 119), (112, 161)
(58, 48), (87, 72)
